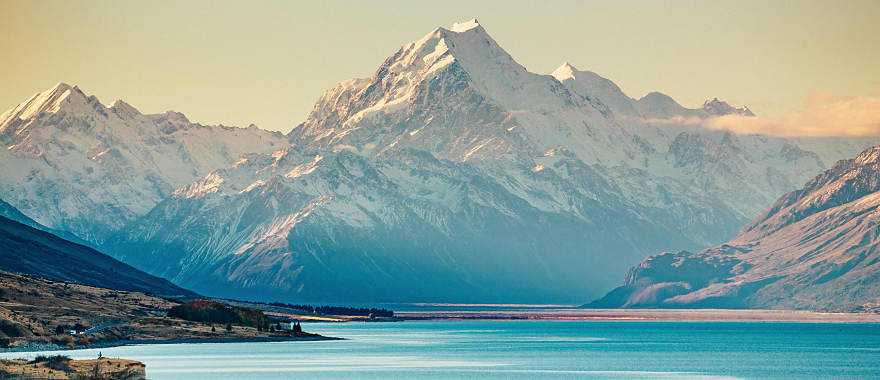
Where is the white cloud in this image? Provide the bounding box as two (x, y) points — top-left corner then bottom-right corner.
(705, 94), (880, 137)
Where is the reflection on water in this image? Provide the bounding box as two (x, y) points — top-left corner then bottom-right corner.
(2, 320), (879, 379)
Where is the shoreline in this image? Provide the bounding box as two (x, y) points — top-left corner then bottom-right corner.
(395, 308), (880, 323)
(1, 334), (343, 354)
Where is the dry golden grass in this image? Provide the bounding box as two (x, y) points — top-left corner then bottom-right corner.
(0, 357), (145, 379)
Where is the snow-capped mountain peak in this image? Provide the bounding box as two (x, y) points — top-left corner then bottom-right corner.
(109, 99), (141, 118)
(550, 62), (579, 81)
(702, 97), (755, 117)
(0, 82), (98, 137)
(553, 63), (642, 117)
(450, 18), (482, 33)
(0, 83), (289, 240)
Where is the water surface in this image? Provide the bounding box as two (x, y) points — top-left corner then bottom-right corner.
(3, 320), (879, 379)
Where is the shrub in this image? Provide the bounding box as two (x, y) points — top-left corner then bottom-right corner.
(168, 300), (270, 329)
(31, 355), (72, 371)
(0, 319), (27, 338)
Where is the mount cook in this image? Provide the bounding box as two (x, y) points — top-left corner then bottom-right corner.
(0, 19), (875, 304)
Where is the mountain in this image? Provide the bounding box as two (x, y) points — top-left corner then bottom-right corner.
(589, 145), (880, 311)
(106, 147), (717, 302)
(0, 83), (289, 242)
(701, 98), (755, 117)
(94, 19), (875, 303)
(551, 63), (754, 119)
(0, 203), (194, 297)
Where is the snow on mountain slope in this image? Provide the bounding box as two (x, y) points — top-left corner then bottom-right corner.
(100, 20), (875, 303)
(0, 83), (288, 241)
(589, 145), (880, 311)
(107, 146), (732, 302)
(552, 63), (754, 119)
(291, 18), (631, 166)
(702, 98), (755, 117)
(291, 19), (872, 222)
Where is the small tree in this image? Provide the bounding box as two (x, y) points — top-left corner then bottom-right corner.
(225, 323), (232, 332)
(211, 325), (216, 333)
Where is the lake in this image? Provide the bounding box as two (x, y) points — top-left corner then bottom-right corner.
(3, 320), (880, 379)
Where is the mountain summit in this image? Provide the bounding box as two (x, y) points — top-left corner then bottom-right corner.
(0, 83), (288, 240)
(702, 97), (755, 117)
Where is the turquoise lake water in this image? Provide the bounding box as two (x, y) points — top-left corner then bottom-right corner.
(3, 320), (880, 379)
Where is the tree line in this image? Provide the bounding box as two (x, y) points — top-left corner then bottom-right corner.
(267, 302), (394, 318)
(168, 300), (271, 330)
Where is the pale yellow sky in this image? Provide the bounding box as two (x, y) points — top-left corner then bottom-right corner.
(1, 0), (878, 132)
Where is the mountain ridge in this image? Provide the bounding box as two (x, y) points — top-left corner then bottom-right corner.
(0, 83), (289, 241)
(588, 145), (880, 311)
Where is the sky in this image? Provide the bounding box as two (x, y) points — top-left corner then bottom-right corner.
(1, 0), (878, 133)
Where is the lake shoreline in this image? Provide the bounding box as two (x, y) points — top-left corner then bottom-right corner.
(395, 308), (880, 323)
(1, 333), (343, 354)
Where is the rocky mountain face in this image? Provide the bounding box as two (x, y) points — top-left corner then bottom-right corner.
(0, 84), (288, 241)
(0, 19), (875, 303)
(106, 147), (725, 302)
(589, 146), (880, 311)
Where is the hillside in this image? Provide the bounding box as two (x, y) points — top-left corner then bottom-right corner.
(0, 272), (333, 351)
(589, 146), (880, 311)
(0, 212), (194, 298)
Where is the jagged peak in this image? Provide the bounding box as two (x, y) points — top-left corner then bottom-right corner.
(1, 82), (98, 132)
(146, 110), (194, 133)
(551, 62), (579, 81)
(854, 145), (880, 165)
(702, 97), (755, 117)
(153, 110), (191, 124)
(413, 19), (489, 52)
(741, 144), (880, 239)
(450, 18), (482, 33)
(48, 82), (74, 95)
(109, 99), (141, 116)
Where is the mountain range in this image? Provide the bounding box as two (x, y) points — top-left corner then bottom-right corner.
(0, 19), (875, 305)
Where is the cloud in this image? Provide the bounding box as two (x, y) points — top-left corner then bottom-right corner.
(705, 94), (880, 137)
